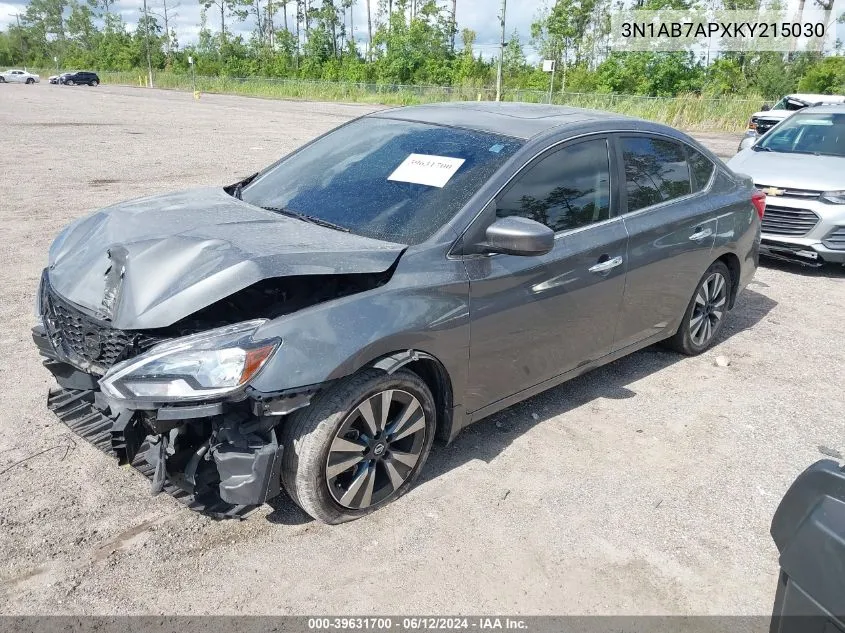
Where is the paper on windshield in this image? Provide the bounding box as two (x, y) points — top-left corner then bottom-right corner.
(388, 154), (466, 188)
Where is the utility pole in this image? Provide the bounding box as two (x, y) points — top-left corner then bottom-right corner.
(14, 13), (26, 64)
(495, 0), (506, 101)
(142, 0), (154, 87)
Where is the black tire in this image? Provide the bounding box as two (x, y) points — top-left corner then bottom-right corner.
(91, 80), (99, 86)
(280, 368), (436, 524)
(0, 77), (5, 83)
(665, 260), (732, 356)
(26, 78), (34, 84)
(66, 80), (75, 86)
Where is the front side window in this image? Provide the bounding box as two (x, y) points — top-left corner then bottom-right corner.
(241, 118), (522, 245)
(495, 138), (611, 233)
(621, 136), (691, 212)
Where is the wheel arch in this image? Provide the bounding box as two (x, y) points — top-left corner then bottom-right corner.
(369, 350), (455, 444)
(715, 252), (741, 309)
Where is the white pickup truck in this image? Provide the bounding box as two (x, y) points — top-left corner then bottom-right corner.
(738, 93), (845, 151)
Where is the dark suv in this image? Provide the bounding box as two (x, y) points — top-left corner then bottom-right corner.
(60, 71), (100, 86)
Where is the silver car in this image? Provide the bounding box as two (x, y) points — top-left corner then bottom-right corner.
(728, 104), (845, 267)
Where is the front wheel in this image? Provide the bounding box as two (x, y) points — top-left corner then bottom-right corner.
(0, 77), (6, 83)
(665, 261), (731, 355)
(281, 368), (436, 524)
(25, 78), (34, 84)
(66, 80), (74, 86)
(91, 80), (99, 86)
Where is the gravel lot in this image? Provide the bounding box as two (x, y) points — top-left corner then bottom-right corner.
(1, 84), (844, 616)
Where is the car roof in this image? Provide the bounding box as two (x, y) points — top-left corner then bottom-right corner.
(787, 93), (845, 103)
(797, 103), (845, 113)
(370, 101), (644, 140)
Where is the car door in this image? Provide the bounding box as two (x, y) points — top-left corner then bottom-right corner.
(612, 134), (719, 351)
(10, 70), (23, 83)
(462, 136), (629, 414)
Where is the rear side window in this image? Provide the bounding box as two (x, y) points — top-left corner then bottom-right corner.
(687, 147), (715, 192)
(621, 136), (691, 212)
(496, 138), (611, 233)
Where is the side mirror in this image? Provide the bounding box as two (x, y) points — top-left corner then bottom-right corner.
(761, 103), (772, 111)
(484, 216), (554, 256)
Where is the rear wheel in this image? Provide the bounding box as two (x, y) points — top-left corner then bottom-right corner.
(281, 368), (436, 524)
(665, 261), (731, 355)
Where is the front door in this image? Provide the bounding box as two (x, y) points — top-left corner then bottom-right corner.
(463, 137), (629, 414)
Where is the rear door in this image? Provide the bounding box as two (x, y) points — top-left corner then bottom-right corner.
(612, 134), (719, 351)
(464, 136), (629, 413)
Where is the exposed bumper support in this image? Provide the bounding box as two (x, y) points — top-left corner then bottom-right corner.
(760, 240), (826, 268)
(46, 386), (279, 519)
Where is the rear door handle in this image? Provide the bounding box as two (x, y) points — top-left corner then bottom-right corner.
(588, 255), (624, 274)
(689, 227), (713, 241)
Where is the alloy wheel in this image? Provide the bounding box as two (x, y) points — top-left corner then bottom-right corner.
(326, 389), (427, 510)
(689, 271), (727, 346)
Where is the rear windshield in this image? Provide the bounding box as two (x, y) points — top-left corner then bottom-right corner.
(241, 117), (522, 244)
(757, 112), (845, 158)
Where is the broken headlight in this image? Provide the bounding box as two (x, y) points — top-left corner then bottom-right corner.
(100, 320), (279, 402)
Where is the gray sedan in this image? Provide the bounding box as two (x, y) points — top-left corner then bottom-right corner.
(34, 103), (761, 523)
(729, 104), (845, 267)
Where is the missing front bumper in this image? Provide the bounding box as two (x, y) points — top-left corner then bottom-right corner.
(46, 386), (282, 519)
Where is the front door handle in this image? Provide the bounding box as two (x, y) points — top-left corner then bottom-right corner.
(588, 255), (624, 274)
(689, 227), (713, 241)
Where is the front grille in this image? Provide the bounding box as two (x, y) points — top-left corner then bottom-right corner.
(42, 277), (159, 373)
(756, 119), (780, 135)
(761, 205), (820, 236)
(755, 184), (821, 200)
(823, 226), (845, 250)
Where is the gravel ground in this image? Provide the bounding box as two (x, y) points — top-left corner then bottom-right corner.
(1, 84), (844, 616)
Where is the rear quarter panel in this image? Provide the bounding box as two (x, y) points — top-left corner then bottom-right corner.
(712, 170), (760, 299)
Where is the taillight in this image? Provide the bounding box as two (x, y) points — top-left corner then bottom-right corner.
(751, 189), (766, 220)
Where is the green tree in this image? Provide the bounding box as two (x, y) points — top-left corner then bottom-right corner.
(798, 56), (845, 93)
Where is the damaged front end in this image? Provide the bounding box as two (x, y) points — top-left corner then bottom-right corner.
(33, 272), (319, 519)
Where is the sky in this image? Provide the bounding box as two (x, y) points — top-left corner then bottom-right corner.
(1, 0), (841, 61)
(0, 0), (548, 61)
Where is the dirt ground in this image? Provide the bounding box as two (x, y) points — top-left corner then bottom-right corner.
(1, 84), (843, 616)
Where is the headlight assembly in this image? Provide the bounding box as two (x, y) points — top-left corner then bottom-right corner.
(100, 319), (279, 402)
(821, 190), (845, 205)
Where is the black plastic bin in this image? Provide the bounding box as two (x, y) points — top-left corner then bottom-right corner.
(770, 459), (845, 633)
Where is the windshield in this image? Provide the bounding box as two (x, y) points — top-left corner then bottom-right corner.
(756, 112), (845, 157)
(770, 97), (808, 112)
(240, 117), (522, 245)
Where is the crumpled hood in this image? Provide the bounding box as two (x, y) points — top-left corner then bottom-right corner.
(47, 187), (405, 330)
(727, 150), (845, 192)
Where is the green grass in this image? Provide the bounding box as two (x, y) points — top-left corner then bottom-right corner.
(41, 69), (759, 132)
